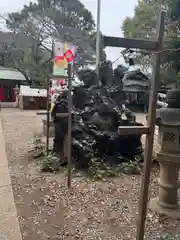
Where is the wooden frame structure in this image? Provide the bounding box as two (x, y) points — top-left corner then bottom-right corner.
(103, 10), (165, 240)
(37, 63), (73, 189)
(37, 10), (165, 239)
(51, 63), (73, 188)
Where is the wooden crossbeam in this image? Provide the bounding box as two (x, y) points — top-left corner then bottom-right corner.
(103, 36), (158, 51)
(36, 112), (69, 118)
(56, 113), (69, 118)
(118, 126), (150, 135)
(36, 111), (48, 115)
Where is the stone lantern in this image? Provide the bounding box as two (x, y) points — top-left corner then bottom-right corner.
(149, 88), (180, 218)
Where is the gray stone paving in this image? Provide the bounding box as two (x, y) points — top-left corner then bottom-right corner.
(0, 116), (22, 240)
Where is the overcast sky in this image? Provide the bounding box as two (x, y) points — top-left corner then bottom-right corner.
(0, 0), (138, 66)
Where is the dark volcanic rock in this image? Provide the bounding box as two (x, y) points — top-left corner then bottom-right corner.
(51, 61), (144, 169)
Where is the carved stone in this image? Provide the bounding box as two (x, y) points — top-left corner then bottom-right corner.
(51, 63), (144, 168)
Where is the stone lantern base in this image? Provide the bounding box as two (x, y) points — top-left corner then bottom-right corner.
(149, 198), (180, 219)
(149, 152), (180, 219)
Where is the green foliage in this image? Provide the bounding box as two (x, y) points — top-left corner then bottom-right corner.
(29, 136), (143, 180)
(0, 32), (52, 85)
(88, 155), (142, 181)
(161, 233), (180, 240)
(144, 232), (180, 239)
(122, 1), (161, 39)
(121, 0), (180, 84)
(3, 0), (106, 77)
(176, 71), (180, 81)
(29, 137), (46, 159)
(29, 136), (65, 172)
(39, 153), (65, 172)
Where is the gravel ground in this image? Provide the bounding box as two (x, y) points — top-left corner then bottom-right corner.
(1, 108), (180, 240)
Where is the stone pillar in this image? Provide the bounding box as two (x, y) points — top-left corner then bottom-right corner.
(149, 88), (180, 218)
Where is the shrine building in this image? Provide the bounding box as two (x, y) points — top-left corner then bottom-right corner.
(0, 67), (26, 103)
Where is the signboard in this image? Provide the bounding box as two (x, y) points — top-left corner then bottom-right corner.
(51, 41), (76, 112)
(53, 41), (76, 77)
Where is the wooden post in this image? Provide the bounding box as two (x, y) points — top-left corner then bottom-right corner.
(46, 79), (50, 155)
(67, 63), (72, 188)
(136, 11), (165, 240)
(46, 42), (54, 155)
